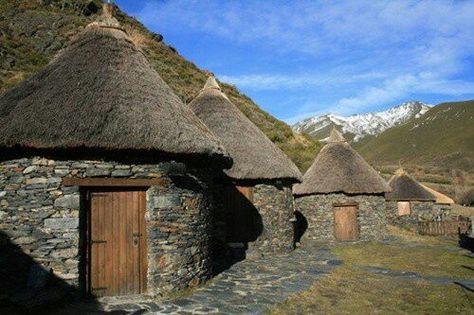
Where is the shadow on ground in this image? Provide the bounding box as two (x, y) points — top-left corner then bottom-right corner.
(0, 231), (105, 314)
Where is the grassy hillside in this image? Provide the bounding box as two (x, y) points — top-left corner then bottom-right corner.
(356, 100), (474, 171)
(0, 0), (320, 172)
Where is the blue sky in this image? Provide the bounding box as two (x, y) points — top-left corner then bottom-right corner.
(116, 0), (474, 124)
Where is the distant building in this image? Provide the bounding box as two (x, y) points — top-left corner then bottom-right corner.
(189, 76), (302, 258)
(0, 9), (231, 298)
(293, 129), (390, 242)
(386, 169), (450, 225)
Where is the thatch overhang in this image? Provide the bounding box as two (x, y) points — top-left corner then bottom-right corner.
(385, 169), (435, 202)
(0, 14), (230, 167)
(189, 76), (302, 182)
(293, 129), (391, 196)
(420, 184), (454, 205)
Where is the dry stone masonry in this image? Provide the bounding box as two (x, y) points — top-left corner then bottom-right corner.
(210, 181), (295, 260)
(386, 201), (450, 228)
(249, 183), (295, 254)
(295, 193), (388, 242)
(0, 157), (213, 298)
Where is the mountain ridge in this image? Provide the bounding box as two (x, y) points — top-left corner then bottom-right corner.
(293, 101), (431, 142)
(355, 100), (474, 171)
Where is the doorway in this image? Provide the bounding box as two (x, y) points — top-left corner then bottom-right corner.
(333, 205), (359, 241)
(87, 188), (147, 297)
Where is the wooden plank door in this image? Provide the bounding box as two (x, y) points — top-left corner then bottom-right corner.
(333, 205), (359, 241)
(89, 189), (147, 297)
(397, 201), (411, 216)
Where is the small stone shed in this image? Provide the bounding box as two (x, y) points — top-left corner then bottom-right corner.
(189, 76), (302, 257)
(385, 169), (446, 225)
(0, 12), (231, 298)
(293, 129), (391, 242)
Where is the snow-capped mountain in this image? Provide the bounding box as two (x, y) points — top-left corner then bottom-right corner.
(293, 101), (431, 142)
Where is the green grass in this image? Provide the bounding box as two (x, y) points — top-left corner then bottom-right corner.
(356, 101), (474, 171)
(269, 267), (473, 315)
(333, 243), (472, 279)
(268, 226), (474, 314)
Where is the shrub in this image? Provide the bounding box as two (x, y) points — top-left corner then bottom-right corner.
(457, 189), (474, 206)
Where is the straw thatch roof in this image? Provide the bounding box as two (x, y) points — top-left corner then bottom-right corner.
(0, 14), (229, 163)
(293, 129), (390, 196)
(420, 184), (453, 204)
(385, 169), (435, 201)
(189, 76), (302, 181)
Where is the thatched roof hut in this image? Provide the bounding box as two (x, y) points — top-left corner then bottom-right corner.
(293, 129), (390, 196)
(0, 13), (228, 164)
(189, 76), (302, 181)
(386, 169), (435, 201)
(293, 129), (390, 242)
(0, 7), (230, 299)
(189, 76), (301, 254)
(420, 184), (454, 205)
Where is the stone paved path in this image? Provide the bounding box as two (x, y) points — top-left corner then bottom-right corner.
(62, 243), (341, 314)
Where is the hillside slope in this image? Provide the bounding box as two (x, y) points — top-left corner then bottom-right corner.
(356, 101), (474, 171)
(0, 0), (320, 172)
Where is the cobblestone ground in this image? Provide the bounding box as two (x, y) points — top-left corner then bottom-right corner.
(61, 243), (341, 314)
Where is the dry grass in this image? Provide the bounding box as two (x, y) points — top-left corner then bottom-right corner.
(123, 24), (152, 48)
(269, 267), (473, 315)
(333, 243), (472, 279)
(268, 227), (474, 314)
(386, 225), (458, 246)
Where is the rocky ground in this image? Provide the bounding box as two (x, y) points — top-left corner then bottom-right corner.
(51, 243), (340, 314)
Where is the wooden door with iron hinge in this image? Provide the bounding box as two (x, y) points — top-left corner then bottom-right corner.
(88, 189), (147, 297)
(333, 204), (359, 241)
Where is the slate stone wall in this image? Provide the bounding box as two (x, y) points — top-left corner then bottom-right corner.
(248, 183), (294, 254)
(146, 182), (212, 296)
(294, 193), (387, 242)
(0, 157), (212, 297)
(386, 201), (450, 229)
(211, 182), (295, 259)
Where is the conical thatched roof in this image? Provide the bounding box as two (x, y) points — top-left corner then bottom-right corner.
(293, 129), (390, 196)
(420, 184), (454, 204)
(189, 76), (302, 181)
(0, 13), (229, 163)
(385, 169), (435, 201)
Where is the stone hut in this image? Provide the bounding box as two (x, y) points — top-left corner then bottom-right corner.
(0, 10), (232, 299)
(385, 169), (442, 226)
(189, 76), (302, 257)
(293, 129), (391, 242)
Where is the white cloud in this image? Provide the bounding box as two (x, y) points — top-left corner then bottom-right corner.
(219, 71), (387, 90)
(132, 0), (474, 119)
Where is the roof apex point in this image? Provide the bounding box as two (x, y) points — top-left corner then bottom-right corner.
(328, 127), (346, 143)
(86, 2), (122, 30)
(203, 75), (221, 91)
(395, 167), (406, 176)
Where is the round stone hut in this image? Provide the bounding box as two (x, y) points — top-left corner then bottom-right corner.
(385, 169), (440, 226)
(293, 129), (391, 242)
(0, 11), (231, 299)
(189, 76), (302, 258)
